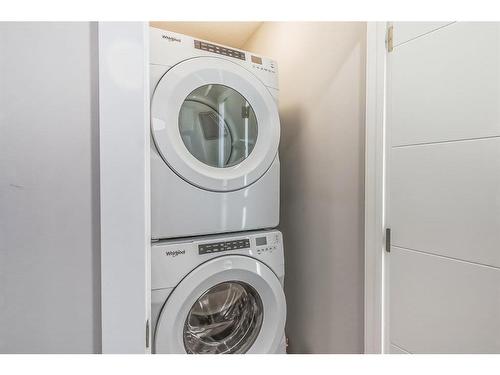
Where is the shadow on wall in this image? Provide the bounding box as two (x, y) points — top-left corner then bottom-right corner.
(244, 22), (366, 354)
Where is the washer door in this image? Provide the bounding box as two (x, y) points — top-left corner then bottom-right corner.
(154, 256), (286, 354)
(151, 57), (280, 192)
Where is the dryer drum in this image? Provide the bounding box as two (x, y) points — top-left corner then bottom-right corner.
(178, 84), (258, 169)
(198, 111), (230, 141)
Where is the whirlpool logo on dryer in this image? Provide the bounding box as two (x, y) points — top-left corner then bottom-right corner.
(165, 249), (185, 257)
(162, 34), (181, 42)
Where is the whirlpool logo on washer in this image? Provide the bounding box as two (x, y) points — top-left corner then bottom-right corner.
(162, 34), (181, 43)
(165, 249), (185, 257)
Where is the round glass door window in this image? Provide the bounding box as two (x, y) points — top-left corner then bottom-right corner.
(179, 85), (258, 168)
(183, 281), (263, 354)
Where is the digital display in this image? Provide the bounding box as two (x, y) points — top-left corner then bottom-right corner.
(251, 55), (263, 65)
(255, 237), (267, 246)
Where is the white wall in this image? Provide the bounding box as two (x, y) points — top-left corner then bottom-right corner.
(244, 22), (366, 353)
(0, 22), (100, 353)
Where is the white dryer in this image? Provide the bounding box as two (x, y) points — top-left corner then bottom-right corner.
(151, 229), (286, 354)
(150, 27), (281, 240)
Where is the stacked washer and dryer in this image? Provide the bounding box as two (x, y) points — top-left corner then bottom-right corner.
(149, 27), (286, 354)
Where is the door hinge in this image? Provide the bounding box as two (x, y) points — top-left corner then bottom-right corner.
(385, 228), (391, 253)
(146, 319), (150, 349)
(386, 26), (394, 52)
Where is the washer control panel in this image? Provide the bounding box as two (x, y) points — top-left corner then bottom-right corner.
(255, 233), (279, 255)
(151, 230), (283, 290)
(198, 238), (250, 255)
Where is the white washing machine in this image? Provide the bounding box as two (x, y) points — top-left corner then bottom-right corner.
(151, 229), (286, 354)
(150, 27), (281, 240)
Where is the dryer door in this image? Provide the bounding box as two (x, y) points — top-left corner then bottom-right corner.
(151, 57), (280, 192)
(154, 256), (286, 354)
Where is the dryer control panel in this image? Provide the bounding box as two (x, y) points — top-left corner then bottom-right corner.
(194, 40), (246, 60)
(150, 27), (279, 90)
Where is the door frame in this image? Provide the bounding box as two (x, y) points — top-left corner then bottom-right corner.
(97, 20), (392, 354)
(364, 21), (389, 354)
(98, 22), (151, 353)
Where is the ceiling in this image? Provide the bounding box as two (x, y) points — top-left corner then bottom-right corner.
(149, 22), (262, 49)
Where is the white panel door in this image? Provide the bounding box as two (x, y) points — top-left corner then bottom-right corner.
(390, 22), (500, 146)
(390, 343), (410, 354)
(392, 22), (454, 47)
(391, 247), (500, 353)
(387, 22), (500, 353)
(391, 139), (500, 268)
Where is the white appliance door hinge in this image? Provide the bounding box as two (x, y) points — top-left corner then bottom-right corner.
(386, 25), (394, 52)
(385, 228), (391, 253)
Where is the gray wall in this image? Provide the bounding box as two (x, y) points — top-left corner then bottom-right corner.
(244, 22), (366, 353)
(0, 22), (100, 353)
